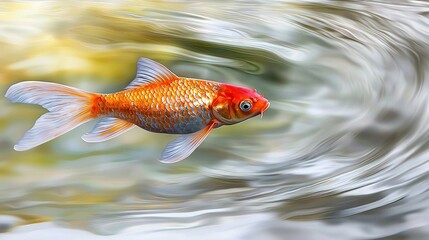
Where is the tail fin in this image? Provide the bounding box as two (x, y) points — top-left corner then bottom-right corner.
(5, 81), (97, 151)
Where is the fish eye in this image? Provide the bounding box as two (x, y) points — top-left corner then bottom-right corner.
(239, 100), (252, 112)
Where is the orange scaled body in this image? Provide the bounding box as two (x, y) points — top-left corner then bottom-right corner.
(96, 78), (220, 134)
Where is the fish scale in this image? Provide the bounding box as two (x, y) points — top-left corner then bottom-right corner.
(97, 78), (221, 134)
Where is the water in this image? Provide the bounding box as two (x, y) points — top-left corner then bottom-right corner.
(1, 0), (429, 239)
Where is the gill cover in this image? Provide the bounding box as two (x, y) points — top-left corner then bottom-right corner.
(212, 95), (235, 125)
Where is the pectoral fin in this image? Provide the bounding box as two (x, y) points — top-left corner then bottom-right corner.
(160, 122), (216, 163)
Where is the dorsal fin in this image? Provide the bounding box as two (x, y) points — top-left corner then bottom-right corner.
(125, 58), (178, 90)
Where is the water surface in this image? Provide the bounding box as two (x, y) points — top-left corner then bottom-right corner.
(1, 1), (429, 239)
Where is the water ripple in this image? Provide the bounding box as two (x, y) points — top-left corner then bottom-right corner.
(1, 0), (429, 239)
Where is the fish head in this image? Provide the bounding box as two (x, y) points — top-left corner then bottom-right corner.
(212, 84), (270, 125)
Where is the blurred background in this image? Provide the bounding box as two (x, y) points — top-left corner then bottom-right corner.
(1, 0), (429, 239)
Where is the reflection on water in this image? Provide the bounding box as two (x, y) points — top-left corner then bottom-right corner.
(1, 0), (429, 239)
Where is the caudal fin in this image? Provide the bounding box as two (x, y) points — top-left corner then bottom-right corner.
(5, 81), (97, 151)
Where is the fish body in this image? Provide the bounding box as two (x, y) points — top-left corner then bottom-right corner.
(97, 78), (220, 134)
(5, 58), (270, 163)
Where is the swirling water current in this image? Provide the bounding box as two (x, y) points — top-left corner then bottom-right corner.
(0, 1), (429, 239)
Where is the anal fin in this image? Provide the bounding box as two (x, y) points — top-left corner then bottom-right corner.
(82, 117), (135, 142)
(160, 121), (216, 163)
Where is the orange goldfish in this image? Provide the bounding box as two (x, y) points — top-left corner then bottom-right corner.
(5, 58), (270, 163)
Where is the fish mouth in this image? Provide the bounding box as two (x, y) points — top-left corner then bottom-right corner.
(260, 101), (270, 118)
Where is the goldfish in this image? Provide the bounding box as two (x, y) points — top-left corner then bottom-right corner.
(5, 58), (270, 163)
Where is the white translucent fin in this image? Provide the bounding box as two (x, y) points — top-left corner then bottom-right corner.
(125, 58), (178, 89)
(160, 122), (216, 163)
(82, 117), (135, 142)
(5, 81), (96, 151)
